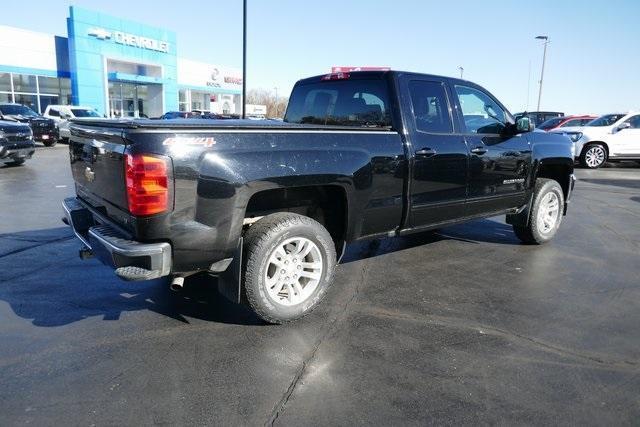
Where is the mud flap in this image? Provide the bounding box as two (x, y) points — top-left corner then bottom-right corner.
(506, 194), (534, 227)
(216, 237), (243, 304)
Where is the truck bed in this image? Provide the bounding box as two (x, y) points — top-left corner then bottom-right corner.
(69, 118), (394, 132)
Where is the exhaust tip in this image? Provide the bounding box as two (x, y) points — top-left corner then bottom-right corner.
(78, 246), (93, 260)
(170, 276), (185, 292)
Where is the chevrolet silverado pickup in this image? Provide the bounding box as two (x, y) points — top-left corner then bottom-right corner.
(0, 120), (34, 165)
(62, 71), (575, 323)
(0, 103), (58, 147)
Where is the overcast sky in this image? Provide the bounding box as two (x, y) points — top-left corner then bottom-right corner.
(3, 0), (639, 114)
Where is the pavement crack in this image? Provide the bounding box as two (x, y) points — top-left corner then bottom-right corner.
(363, 306), (638, 370)
(266, 259), (368, 426)
(0, 235), (74, 259)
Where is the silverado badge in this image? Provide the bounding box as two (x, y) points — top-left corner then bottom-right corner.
(84, 167), (95, 182)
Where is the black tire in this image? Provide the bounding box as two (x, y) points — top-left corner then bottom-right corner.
(512, 178), (564, 245)
(579, 143), (607, 169)
(8, 159), (26, 166)
(43, 138), (57, 147)
(243, 212), (336, 324)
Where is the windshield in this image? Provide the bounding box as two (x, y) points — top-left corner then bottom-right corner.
(0, 104), (39, 117)
(285, 78), (392, 127)
(537, 117), (564, 130)
(587, 114), (625, 127)
(71, 108), (101, 118)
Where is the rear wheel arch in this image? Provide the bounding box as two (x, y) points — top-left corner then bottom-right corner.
(243, 184), (349, 258)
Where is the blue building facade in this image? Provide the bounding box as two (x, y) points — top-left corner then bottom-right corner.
(67, 6), (178, 117)
(0, 6), (242, 117)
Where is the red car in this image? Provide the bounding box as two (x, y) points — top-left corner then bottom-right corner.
(537, 115), (597, 131)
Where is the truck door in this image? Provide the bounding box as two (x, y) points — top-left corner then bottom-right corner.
(450, 84), (530, 216)
(403, 78), (469, 227)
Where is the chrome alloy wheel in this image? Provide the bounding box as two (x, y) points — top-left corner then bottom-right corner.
(585, 146), (606, 168)
(536, 192), (560, 235)
(264, 237), (324, 306)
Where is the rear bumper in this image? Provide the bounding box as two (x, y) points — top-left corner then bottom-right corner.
(62, 197), (172, 280)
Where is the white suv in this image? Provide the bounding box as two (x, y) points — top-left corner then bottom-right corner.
(551, 112), (640, 168)
(43, 105), (102, 141)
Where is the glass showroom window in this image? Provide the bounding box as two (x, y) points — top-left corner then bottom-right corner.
(0, 73), (73, 113)
(0, 72), (12, 103)
(14, 94), (38, 112)
(178, 89), (188, 111)
(12, 74), (37, 93)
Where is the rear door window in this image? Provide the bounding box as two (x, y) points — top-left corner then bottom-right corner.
(408, 80), (453, 133)
(285, 79), (391, 127)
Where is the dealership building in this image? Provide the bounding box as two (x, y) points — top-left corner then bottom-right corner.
(0, 6), (243, 118)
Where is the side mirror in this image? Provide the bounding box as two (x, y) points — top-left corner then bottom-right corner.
(516, 116), (534, 133)
(618, 122), (631, 131)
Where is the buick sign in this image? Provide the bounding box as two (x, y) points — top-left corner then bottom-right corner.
(87, 27), (170, 53)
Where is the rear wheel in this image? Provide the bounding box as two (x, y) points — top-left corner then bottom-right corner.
(580, 143), (607, 168)
(43, 138), (57, 147)
(242, 212), (336, 324)
(513, 178), (564, 244)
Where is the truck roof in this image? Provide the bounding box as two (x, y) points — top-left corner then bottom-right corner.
(296, 70), (472, 86)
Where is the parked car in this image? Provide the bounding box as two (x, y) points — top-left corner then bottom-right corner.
(0, 120), (35, 166)
(551, 112), (640, 168)
(514, 111), (564, 128)
(537, 115), (597, 131)
(62, 70), (575, 324)
(158, 111), (197, 119)
(43, 105), (103, 142)
(0, 103), (58, 147)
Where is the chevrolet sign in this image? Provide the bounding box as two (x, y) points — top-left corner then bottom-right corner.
(87, 27), (170, 53)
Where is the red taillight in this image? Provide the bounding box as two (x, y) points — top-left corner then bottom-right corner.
(125, 153), (169, 216)
(320, 72), (350, 81)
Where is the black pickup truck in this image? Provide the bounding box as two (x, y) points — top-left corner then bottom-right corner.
(0, 120), (35, 165)
(0, 103), (58, 147)
(63, 71), (575, 323)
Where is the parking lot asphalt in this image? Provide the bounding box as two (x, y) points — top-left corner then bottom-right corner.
(1, 145), (639, 425)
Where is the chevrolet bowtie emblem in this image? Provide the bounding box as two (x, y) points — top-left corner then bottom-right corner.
(87, 28), (112, 40)
(84, 167), (95, 182)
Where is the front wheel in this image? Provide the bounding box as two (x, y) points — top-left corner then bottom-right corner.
(513, 178), (564, 245)
(242, 212), (336, 324)
(43, 138), (58, 147)
(580, 143), (607, 168)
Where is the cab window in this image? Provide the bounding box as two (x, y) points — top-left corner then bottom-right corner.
(454, 85), (507, 134)
(48, 108), (60, 117)
(285, 79), (391, 127)
(561, 119), (582, 127)
(408, 81), (453, 133)
(624, 115), (640, 128)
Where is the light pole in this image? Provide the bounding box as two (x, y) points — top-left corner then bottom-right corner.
(242, 0), (247, 119)
(535, 35), (549, 112)
(273, 87), (278, 118)
(458, 66), (464, 79)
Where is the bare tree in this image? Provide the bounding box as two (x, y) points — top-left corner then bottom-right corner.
(246, 88), (288, 118)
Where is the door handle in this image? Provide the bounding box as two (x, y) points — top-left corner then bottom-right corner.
(471, 146), (487, 155)
(415, 148), (436, 157)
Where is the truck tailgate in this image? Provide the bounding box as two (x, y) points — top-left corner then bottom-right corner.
(69, 125), (129, 211)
